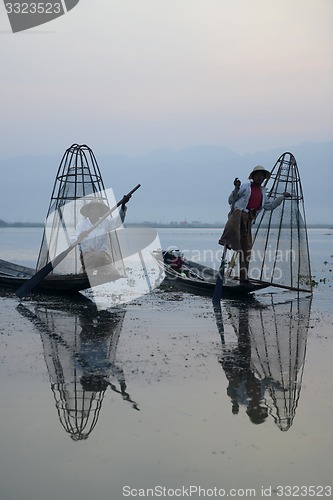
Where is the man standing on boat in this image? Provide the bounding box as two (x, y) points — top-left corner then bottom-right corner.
(218, 166), (290, 282)
(72, 194), (131, 276)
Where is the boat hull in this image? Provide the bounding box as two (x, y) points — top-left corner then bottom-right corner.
(161, 252), (269, 297)
(162, 272), (268, 297)
(1, 255), (269, 298)
(0, 259), (90, 293)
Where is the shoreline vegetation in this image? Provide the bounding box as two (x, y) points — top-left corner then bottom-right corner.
(0, 219), (332, 230)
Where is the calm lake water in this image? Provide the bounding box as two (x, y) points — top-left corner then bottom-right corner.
(0, 227), (332, 500)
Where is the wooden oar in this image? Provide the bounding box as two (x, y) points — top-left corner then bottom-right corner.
(212, 245), (228, 304)
(16, 184), (141, 299)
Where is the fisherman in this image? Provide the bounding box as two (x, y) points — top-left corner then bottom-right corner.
(218, 165), (290, 282)
(72, 194), (131, 275)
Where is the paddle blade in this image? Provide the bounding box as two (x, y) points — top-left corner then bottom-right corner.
(16, 245), (74, 299)
(16, 261), (54, 299)
(212, 248), (227, 304)
(212, 271), (224, 304)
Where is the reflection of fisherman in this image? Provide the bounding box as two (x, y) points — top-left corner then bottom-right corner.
(72, 194), (131, 274)
(219, 306), (268, 424)
(218, 166), (290, 282)
(79, 311), (117, 392)
(79, 312), (139, 410)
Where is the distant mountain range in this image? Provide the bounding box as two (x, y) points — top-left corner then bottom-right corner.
(1, 141), (332, 224)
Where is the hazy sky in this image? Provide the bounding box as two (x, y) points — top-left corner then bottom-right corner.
(1, 0), (332, 158)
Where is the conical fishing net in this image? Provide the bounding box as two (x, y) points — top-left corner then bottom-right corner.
(249, 152), (312, 292)
(36, 144), (126, 277)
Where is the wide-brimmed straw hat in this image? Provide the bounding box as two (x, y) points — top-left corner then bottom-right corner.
(249, 165), (271, 180)
(80, 200), (110, 217)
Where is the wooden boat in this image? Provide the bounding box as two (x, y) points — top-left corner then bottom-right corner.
(1, 253), (267, 297)
(0, 258), (90, 293)
(161, 251), (269, 296)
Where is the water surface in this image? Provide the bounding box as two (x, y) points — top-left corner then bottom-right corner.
(0, 228), (332, 499)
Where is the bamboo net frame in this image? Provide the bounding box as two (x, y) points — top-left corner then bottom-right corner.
(36, 144), (125, 276)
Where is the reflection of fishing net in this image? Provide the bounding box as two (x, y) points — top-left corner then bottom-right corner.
(249, 298), (311, 431)
(36, 144), (125, 276)
(249, 152), (312, 292)
(221, 297), (311, 430)
(37, 306), (125, 440)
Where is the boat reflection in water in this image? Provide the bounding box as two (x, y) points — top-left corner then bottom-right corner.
(215, 296), (311, 430)
(17, 301), (139, 441)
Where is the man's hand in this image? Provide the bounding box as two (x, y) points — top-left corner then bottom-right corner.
(234, 177), (241, 189)
(121, 193), (132, 209)
(77, 230), (90, 242)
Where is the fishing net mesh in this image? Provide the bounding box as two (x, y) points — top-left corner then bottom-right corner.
(249, 152), (312, 291)
(36, 144), (126, 276)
